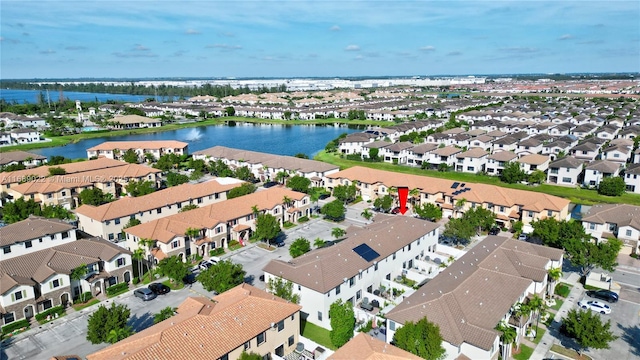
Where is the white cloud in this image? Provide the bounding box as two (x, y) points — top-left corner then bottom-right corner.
(185, 29), (201, 35)
(330, 25), (341, 31)
(206, 44), (243, 50)
(420, 45), (436, 52)
(354, 54), (364, 60)
(345, 44), (360, 51)
(558, 34), (573, 40)
(133, 44), (150, 51)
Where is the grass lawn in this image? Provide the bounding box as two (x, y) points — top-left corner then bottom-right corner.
(551, 298), (565, 311)
(555, 283), (573, 298)
(513, 344), (534, 360)
(107, 287), (130, 298)
(257, 243), (276, 251)
(532, 326), (546, 344)
(72, 299), (100, 311)
(314, 151), (640, 206)
(300, 319), (336, 350)
(162, 279), (184, 290)
(551, 344), (592, 360)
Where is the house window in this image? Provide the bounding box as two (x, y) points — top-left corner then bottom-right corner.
(172, 240), (180, 249)
(317, 311), (322, 321)
(108, 233), (114, 240)
(356, 290), (362, 300)
(244, 341), (251, 351)
(528, 211), (534, 218)
(117, 258), (126, 267)
(288, 335), (295, 346)
(62, 232), (69, 239)
(156, 208), (162, 214)
(626, 229), (632, 237)
(115, 218), (120, 225)
(219, 355), (229, 360)
(43, 299), (53, 310)
(14, 291), (23, 301)
(499, 206), (505, 212)
(177, 203), (182, 209)
(51, 279), (62, 288)
(277, 320), (284, 332)
(257, 331), (266, 345)
(25, 240), (32, 248)
(335, 285), (341, 295)
(393, 252), (396, 260)
(349, 277), (355, 287)
(61, 191), (66, 196)
(3, 313), (15, 324)
(562, 177), (572, 183)
(547, 210), (553, 217)
(47, 194), (53, 199)
(374, 263), (378, 271)
(389, 321), (396, 331)
(197, 197), (203, 204)
(589, 223), (596, 230)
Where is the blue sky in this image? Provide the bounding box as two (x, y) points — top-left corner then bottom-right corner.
(1, 1), (639, 79)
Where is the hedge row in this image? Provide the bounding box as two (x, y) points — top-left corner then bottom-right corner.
(35, 305), (65, 322)
(105, 282), (129, 296)
(1, 319), (30, 335)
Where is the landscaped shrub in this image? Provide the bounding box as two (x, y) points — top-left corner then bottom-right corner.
(106, 282), (129, 296)
(298, 216), (309, 223)
(555, 284), (571, 298)
(1, 319), (30, 335)
(35, 305), (65, 323)
(210, 248), (225, 256)
(132, 277), (140, 285)
(73, 292), (93, 303)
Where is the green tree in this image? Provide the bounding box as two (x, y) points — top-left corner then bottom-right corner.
(48, 166), (66, 176)
(464, 207), (496, 234)
(210, 159), (234, 177)
(289, 237), (311, 258)
(392, 318), (446, 360)
(253, 213), (281, 244)
(79, 188), (113, 206)
(547, 267), (562, 294)
(529, 294), (546, 331)
(368, 147), (380, 161)
(132, 248), (145, 280)
(70, 264), (88, 303)
(512, 302), (531, 350)
(331, 227), (346, 240)
(179, 204), (199, 212)
(155, 255), (189, 285)
(105, 327), (133, 344)
(154, 153), (181, 171)
(227, 183), (257, 199)
(500, 161), (526, 184)
(166, 171), (190, 187)
(123, 217), (141, 229)
(122, 149), (139, 164)
(294, 153), (309, 159)
(528, 170), (547, 184)
(275, 171), (289, 184)
(266, 277), (300, 304)
(234, 166), (253, 181)
(511, 220), (524, 235)
(321, 200), (346, 221)
(153, 306), (176, 324)
(332, 184), (357, 204)
(224, 106), (235, 116)
(125, 180), (155, 197)
(286, 175), (311, 193)
(2, 197), (73, 224)
(314, 238), (326, 248)
(565, 237), (623, 277)
(239, 352), (263, 360)
(531, 217), (562, 248)
(495, 320), (517, 359)
(414, 203), (443, 221)
(562, 308), (618, 355)
(86, 303), (132, 344)
(597, 177), (626, 196)
(197, 260), (246, 294)
(373, 195), (393, 213)
(329, 299), (355, 348)
(442, 218), (475, 245)
(360, 208), (373, 221)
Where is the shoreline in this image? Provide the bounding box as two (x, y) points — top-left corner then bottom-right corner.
(0, 117), (386, 152)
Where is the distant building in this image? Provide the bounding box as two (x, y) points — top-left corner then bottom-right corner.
(86, 140), (188, 161)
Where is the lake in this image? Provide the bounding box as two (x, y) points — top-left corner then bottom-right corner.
(0, 89), (152, 104)
(29, 123), (359, 159)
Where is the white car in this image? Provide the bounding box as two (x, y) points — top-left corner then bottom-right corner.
(577, 300), (611, 314)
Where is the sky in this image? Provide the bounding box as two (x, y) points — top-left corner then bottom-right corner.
(1, 0), (639, 79)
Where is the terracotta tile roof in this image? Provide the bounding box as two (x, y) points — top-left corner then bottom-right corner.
(327, 333), (422, 360)
(0, 237), (130, 295)
(75, 178), (243, 221)
(0, 150), (46, 166)
(125, 187), (307, 243)
(87, 140), (188, 151)
(263, 216), (439, 293)
(1, 157), (124, 185)
(86, 284), (301, 360)
(386, 236), (561, 351)
(0, 216), (74, 247)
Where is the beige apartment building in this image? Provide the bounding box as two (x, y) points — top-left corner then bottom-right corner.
(86, 140), (188, 161)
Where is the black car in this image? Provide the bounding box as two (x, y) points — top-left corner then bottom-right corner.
(587, 289), (619, 303)
(148, 283), (170, 295)
(318, 193), (330, 200)
(488, 227), (500, 235)
(182, 273), (197, 285)
(263, 181), (278, 188)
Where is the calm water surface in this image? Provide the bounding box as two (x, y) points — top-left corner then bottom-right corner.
(30, 123), (359, 159)
(0, 89), (152, 104)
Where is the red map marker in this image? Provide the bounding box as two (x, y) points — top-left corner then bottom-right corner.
(398, 187), (408, 215)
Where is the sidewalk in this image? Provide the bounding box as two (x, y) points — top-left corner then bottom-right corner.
(529, 272), (583, 360)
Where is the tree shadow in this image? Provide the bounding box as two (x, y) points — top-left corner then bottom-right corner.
(0, 337), (15, 360)
(128, 312), (155, 332)
(617, 323), (640, 357)
(545, 319), (582, 353)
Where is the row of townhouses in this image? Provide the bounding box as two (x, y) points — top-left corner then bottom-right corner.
(0, 150), (47, 168)
(86, 140), (189, 161)
(0, 216), (133, 327)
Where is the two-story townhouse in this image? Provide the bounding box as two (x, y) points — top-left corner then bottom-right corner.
(328, 333), (421, 360)
(379, 142), (414, 165)
(596, 125), (619, 140)
(426, 146), (462, 170)
(549, 122), (575, 136)
(571, 139), (604, 161)
(337, 133), (376, 155)
(517, 154), (550, 174)
(617, 125), (640, 140)
(108, 115), (162, 129)
(486, 151), (518, 176)
(455, 148), (488, 173)
(405, 143), (437, 168)
(0, 151), (47, 168)
(125, 188), (310, 262)
(624, 163), (640, 194)
(467, 134), (494, 152)
(263, 216), (440, 329)
(86, 140), (189, 161)
(385, 236), (564, 360)
(572, 123), (598, 138)
(515, 138), (544, 157)
(582, 204), (640, 254)
(0, 216), (76, 261)
(10, 128), (44, 144)
(75, 178), (244, 242)
(0, 131), (12, 145)
(547, 156), (584, 186)
(361, 140), (393, 160)
(601, 144), (633, 165)
(87, 284), (303, 360)
(583, 160), (621, 188)
(0, 237), (132, 327)
(491, 136), (519, 154)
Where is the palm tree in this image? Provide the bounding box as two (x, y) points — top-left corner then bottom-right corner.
(132, 248), (144, 281)
(547, 267), (562, 296)
(331, 227), (346, 240)
(314, 238), (325, 248)
(388, 187), (398, 204)
(495, 320), (517, 360)
(361, 209), (373, 221)
(454, 198), (467, 218)
(529, 294), (546, 332)
(70, 264), (88, 303)
(512, 302), (531, 350)
(106, 327), (133, 344)
(138, 238), (156, 281)
(282, 196), (293, 208)
(275, 171), (288, 184)
(153, 306), (176, 324)
(251, 205), (260, 217)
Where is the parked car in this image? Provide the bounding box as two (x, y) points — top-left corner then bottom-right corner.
(263, 181), (278, 188)
(274, 238), (286, 247)
(148, 283), (171, 295)
(183, 273), (197, 285)
(391, 207), (401, 214)
(517, 234), (528, 241)
(577, 299), (611, 314)
(587, 289), (619, 303)
(199, 260), (213, 271)
(488, 227), (500, 235)
(318, 193), (330, 200)
(133, 288), (157, 301)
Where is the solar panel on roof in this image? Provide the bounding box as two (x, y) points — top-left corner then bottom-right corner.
(353, 243), (380, 262)
(460, 183), (466, 187)
(451, 182), (460, 189)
